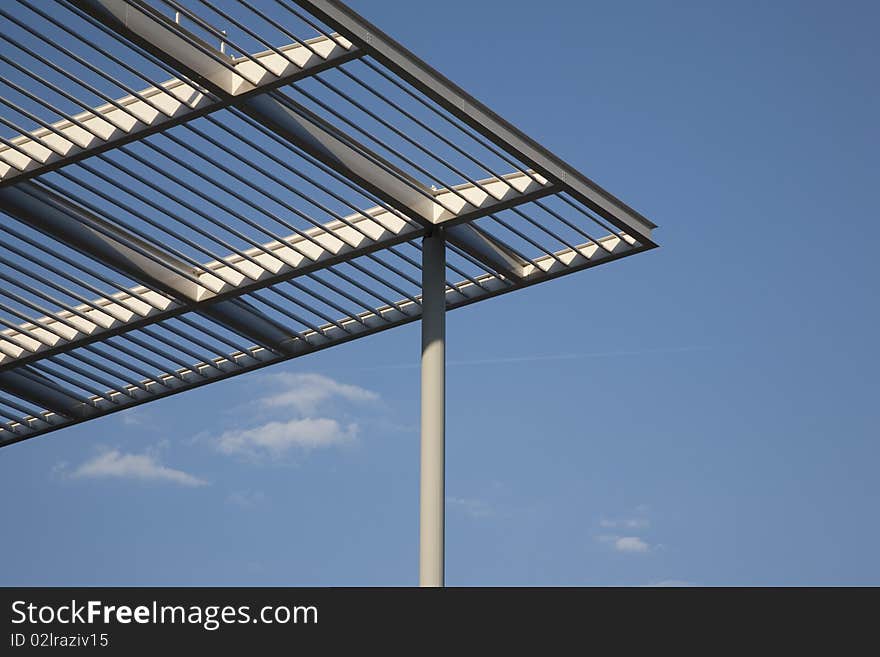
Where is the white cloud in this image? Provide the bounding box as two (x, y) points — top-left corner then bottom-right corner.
(227, 490), (267, 508)
(213, 417), (358, 459)
(598, 534), (652, 554)
(599, 507), (651, 529)
(259, 373), (378, 415)
(206, 373), (378, 462)
(70, 449), (206, 487)
(448, 496), (493, 519)
(614, 536), (651, 553)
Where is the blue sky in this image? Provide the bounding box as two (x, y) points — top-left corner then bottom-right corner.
(1, 0), (878, 586)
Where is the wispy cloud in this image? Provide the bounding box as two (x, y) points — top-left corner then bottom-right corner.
(598, 535), (652, 553)
(596, 506), (654, 553)
(614, 536), (651, 553)
(207, 372), (377, 461)
(69, 449), (206, 487)
(213, 417), (358, 459)
(599, 508), (650, 530)
(258, 373), (378, 415)
(227, 490), (267, 508)
(119, 410), (147, 427)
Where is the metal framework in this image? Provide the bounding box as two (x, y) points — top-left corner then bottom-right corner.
(0, 0), (657, 586)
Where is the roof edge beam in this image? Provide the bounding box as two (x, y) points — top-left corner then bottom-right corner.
(74, 0), (447, 225)
(0, 234), (651, 447)
(0, 189), (423, 372)
(238, 96), (558, 276)
(0, 170), (551, 371)
(76, 0), (561, 270)
(293, 0), (656, 245)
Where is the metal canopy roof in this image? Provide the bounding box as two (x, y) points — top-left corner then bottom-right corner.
(0, 0), (657, 448)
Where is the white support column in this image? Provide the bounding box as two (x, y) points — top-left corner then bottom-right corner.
(420, 228), (446, 587)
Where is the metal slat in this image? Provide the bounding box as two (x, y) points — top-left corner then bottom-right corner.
(0, 2), (360, 183)
(0, 228), (644, 447)
(0, 172), (543, 372)
(293, 0), (657, 245)
(0, 0), (657, 452)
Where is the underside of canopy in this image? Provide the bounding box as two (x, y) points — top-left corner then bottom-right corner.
(0, 0), (656, 446)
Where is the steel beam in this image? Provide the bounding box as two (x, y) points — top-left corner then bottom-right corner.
(0, 231), (646, 447)
(236, 97), (552, 276)
(0, 173), (536, 372)
(73, 1), (558, 275)
(0, 183), (307, 355)
(238, 94), (438, 225)
(293, 0), (656, 246)
(0, 6), (360, 184)
(444, 224), (524, 280)
(76, 0), (437, 223)
(0, 0), (657, 457)
(0, 369), (86, 418)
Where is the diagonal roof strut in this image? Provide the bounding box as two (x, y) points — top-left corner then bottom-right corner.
(0, 369), (87, 418)
(0, 4), (360, 184)
(295, 0), (657, 246)
(0, 0), (658, 454)
(73, 0), (545, 279)
(0, 171), (541, 374)
(0, 182), (304, 354)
